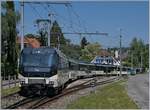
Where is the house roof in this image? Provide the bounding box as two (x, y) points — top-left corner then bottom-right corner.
(16, 37), (40, 48)
(97, 49), (111, 57)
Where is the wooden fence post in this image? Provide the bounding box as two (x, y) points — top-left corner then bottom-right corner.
(8, 75), (10, 88)
(1, 77), (3, 89)
(15, 74), (17, 87)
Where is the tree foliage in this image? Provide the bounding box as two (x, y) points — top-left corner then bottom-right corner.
(80, 37), (88, 49)
(61, 44), (82, 60)
(1, 1), (20, 76)
(80, 42), (101, 62)
(38, 29), (47, 46)
(50, 21), (66, 47)
(125, 38), (149, 69)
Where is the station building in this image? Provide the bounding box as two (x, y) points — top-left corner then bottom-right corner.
(91, 49), (120, 66)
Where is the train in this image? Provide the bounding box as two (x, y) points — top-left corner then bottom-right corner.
(18, 47), (130, 96)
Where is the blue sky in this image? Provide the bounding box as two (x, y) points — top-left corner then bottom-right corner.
(15, 1), (149, 48)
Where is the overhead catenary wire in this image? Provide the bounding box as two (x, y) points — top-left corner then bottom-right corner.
(46, 4), (79, 34)
(48, 3), (107, 44)
(66, 4), (83, 32)
(27, 3), (108, 46)
(65, 4), (84, 41)
(44, 4), (84, 34)
(67, 4), (88, 33)
(65, 5), (74, 30)
(66, 4), (95, 43)
(29, 3), (43, 19)
(66, 5), (83, 35)
(49, 5), (79, 32)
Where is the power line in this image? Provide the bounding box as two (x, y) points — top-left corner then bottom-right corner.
(29, 3), (43, 19)
(48, 6), (78, 32)
(24, 1), (71, 5)
(51, 32), (108, 36)
(45, 4), (84, 33)
(65, 5), (86, 41)
(66, 4), (95, 43)
(66, 5), (81, 28)
(67, 4), (88, 33)
(66, 5), (74, 31)
(46, 4), (79, 33)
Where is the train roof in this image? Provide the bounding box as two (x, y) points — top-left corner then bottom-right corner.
(22, 47), (57, 54)
(22, 47), (68, 60)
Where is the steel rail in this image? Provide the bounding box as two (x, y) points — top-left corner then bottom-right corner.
(5, 95), (37, 109)
(1, 92), (19, 99)
(4, 76), (119, 109)
(30, 77), (119, 109)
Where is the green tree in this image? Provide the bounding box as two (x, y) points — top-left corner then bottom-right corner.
(36, 19), (48, 46)
(38, 28), (47, 46)
(25, 33), (37, 38)
(80, 42), (101, 62)
(80, 37), (88, 49)
(24, 33), (40, 43)
(61, 44), (82, 60)
(50, 21), (66, 47)
(142, 44), (149, 68)
(1, 1), (20, 76)
(130, 38), (143, 67)
(125, 37), (149, 69)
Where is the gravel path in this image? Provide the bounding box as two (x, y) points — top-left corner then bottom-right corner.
(126, 73), (149, 109)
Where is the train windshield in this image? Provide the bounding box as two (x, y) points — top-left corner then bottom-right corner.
(22, 54), (53, 67)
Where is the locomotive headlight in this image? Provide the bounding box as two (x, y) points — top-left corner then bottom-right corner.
(20, 78), (25, 84)
(21, 80), (25, 84)
(49, 81), (54, 85)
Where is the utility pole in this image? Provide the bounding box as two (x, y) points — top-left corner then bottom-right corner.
(57, 33), (60, 49)
(131, 52), (133, 69)
(140, 52), (143, 69)
(48, 14), (51, 46)
(22, 1), (70, 47)
(36, 19), (50, 46)
(21, 1), (24, 51)
(119, 29), (122, 77)
(36, 13), (54, 47)
(48, 13), (54, 47)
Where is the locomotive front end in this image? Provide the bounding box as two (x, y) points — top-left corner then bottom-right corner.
(19, 47), (59, 96)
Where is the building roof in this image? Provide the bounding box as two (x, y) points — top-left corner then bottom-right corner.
(16, 37), (40, 48)
(97, 49), (111, 57)
(16, 37), (29, 44)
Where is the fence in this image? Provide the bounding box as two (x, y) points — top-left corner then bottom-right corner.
(1, 75), (19, 89)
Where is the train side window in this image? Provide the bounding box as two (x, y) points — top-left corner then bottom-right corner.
(58, 57), (62, 69)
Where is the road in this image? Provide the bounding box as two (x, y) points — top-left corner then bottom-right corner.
(126, 73), (149, 109)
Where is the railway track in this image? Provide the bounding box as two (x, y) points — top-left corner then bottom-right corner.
(5, 78), (93, 109)
(30, 76), (119, 109)
(1, 92), (19, 99)
(5, 76), (118, 109)
(5, 95), (41, 109)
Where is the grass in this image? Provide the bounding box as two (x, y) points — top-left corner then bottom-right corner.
(67, 80), (138, 109)
(1, 86), (20, 96)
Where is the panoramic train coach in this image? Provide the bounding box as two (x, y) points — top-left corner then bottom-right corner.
(18, 47), (129, 96)
(19, 47), (71, 96)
